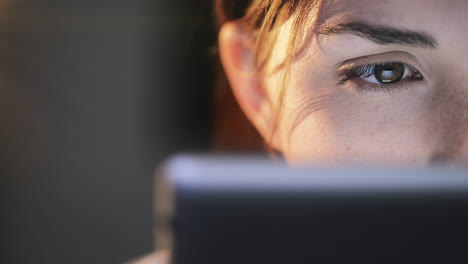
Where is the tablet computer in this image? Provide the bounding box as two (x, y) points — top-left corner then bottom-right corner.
(155, 155), (468, 264)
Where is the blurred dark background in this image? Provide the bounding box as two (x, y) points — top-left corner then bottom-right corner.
(1, 0), (217, 263)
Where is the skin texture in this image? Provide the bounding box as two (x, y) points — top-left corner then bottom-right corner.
(220, 0), (468, 167)
(136, 2), (468, 262)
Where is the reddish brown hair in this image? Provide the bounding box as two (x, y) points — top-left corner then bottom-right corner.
(214, 0), (321, 151)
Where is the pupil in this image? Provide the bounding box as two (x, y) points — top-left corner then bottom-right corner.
(374, 63), (404, 83)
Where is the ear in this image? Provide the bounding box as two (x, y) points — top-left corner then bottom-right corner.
(219, 21), (278, 148)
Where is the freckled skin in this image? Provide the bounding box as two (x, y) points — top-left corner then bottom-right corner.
(428, 82), (468, 164)
(261, 0), (468, 166)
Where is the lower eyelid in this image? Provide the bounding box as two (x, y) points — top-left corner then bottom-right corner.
(340, 74), (425, 96)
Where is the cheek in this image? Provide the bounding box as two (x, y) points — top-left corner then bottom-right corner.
(283, 92), (437, 166)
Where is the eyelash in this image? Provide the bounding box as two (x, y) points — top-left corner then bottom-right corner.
(337, 62), (424, 94)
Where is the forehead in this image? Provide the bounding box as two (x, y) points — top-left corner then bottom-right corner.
(323, 0), (466, 18)
(318, 0), (468, 48)
(321, 0), (467, 28)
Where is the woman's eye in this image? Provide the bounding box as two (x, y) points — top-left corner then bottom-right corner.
(353, 62), (422, 84)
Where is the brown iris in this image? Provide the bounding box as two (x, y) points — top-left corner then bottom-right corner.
(374, 63), (405, 83)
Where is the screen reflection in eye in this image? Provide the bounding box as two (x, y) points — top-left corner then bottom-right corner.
(337, 62), (424, 94)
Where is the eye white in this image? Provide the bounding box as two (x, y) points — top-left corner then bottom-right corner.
(361, 64), (412, 84)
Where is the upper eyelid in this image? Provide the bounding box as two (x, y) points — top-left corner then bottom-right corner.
(335, 51), (427, 76)
(348, 62), (416, 76)
(338, 62), (417, 75)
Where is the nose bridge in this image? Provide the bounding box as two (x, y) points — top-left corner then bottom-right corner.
(430, 81), (468, 164)
(460, 94), (468, 159)
(445, 86), (468, 162)
(431, 16), (468, 164)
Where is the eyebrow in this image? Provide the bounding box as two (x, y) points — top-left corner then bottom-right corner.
(318, 22), (438, 48)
